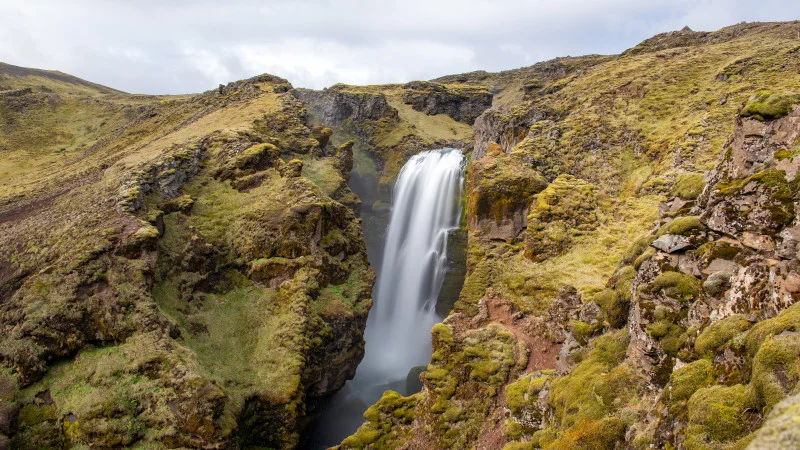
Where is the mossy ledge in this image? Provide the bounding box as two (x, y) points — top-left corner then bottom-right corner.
(0, 73), (374, 448)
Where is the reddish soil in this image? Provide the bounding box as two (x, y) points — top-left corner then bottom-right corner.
(485, 295), (561, 373)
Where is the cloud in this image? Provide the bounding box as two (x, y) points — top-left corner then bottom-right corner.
(0, 0), (798, 94)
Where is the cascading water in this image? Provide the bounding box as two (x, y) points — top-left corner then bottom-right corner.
(303, 148), (465, 448)
(365, 148), (465, 376)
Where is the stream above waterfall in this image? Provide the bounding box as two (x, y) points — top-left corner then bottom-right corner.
(302, 148), (466, 448)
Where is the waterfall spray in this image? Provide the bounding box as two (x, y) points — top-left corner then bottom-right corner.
(305, 148), (465, 448)
(363, 148), (465, 378)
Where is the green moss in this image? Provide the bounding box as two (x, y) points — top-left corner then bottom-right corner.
(656, 216), (705, 237)
(570, 320), (600, 346)
(744, 303), (800, 357)
(644, 271), (700, 302)
(751, 332), (800, 412)
(544, 416), (626, 450)
(18, 403), (58, 426)
(695, 314), (752, 356)
(503, 441), (535, 450)
(594, 267), (634, 328)
(668, 359), (713, 405)
(685, 384), (757, 448)
(672, 173), (705, 200)
(740, 91), (799, 121)
(773, 148), (797, 161)
(505, 419), (526, 440)
(549, 331), (635, 428)
(506, 374), (549, 414)
(621, 235), (656, 266)
(341, 391), (417, 449)
(647, 320), (686, 356)
(506, 375), (533, 413)
(532, 427), (558, 448)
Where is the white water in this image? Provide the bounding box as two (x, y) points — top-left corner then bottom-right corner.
(364, 148), (465, 376)
(302, 148), (465, 449)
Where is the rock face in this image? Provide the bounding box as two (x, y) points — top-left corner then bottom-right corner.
(339, 21), (800, 450)
(291, 85), (398, 126)
(466, 144), (548, 242)
(472, 105), (547, 160)
(0, 73), (374, 449)
(402, 81), (492, 124)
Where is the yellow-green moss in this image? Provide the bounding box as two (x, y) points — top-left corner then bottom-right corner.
(341, 391), (417, 449)
(740, 91), (799, 121)
(644, 271), (701, 302)
(751, 332), (800, 412)
(549, 331), (635, 428)
(744, 302), (800, 357)
(685, 384), (757, 448)
(544, 416), (626, 450)
(672, 173), (705, 200)
(657, 216), (705, 237)
(506, 374), (549, 414)
(595, 266), (635, 328)
(694, 314), (752, 356)
(668, 358), (713, 406)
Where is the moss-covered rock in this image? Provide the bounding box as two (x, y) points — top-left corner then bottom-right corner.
(740, 91), (800, 122)
(667, 358), (713, 407)
(524, 174), (598, 262)
(643, 271), (701, 302)
(750, 332), (800, 412)
(694, 314), (752, 356)
(466, 150), (548, 241)
(338, 391), (417, 450)
(549, 331), (636, 428)
(672, 173), (705, 200)
(685, 384), (757, 449)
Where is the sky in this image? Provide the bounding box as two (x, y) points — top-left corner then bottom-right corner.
(0, 1), (798, 94)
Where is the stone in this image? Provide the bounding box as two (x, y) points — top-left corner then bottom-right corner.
(742, 232), (776, 251)
(703, 258), (738, 275)
(703, 271), (732, 297)
(652, 234), (693, 253)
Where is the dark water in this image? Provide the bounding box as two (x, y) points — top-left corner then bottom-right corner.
(300, 149), (466, 449)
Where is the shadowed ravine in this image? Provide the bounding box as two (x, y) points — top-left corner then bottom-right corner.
(302, 149), (466, 448)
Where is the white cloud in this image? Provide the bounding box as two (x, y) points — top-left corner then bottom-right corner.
(0, 0), (798, 93)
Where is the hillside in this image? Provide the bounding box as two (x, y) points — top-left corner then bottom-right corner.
(1, 20), (800, 450)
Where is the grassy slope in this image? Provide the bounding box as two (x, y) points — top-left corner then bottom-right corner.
(0, 63), (372, 448)
(339, 21), (800, 450)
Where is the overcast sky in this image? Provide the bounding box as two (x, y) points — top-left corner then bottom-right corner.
(0, 1), (798, 94)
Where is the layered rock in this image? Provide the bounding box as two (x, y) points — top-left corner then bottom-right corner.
(402, 80), (492, 124)
(291, 85), (398, 126)
(0, 74), (374, 449)
(340, 21), (800, 450)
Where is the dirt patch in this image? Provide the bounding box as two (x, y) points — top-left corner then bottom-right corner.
(485, 295), (561, 373)
(475, 403), (509, 450)
(0, 193), (58, 225)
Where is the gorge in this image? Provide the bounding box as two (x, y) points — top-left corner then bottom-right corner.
(304, 149), (465, 448)
(2, 20), (800, 450)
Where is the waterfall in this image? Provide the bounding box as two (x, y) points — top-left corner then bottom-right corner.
(364, 148), (465, 376)
(303, 148), (465, 449)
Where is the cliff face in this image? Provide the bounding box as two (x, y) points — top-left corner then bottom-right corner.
(0, 68), (373, 449)
(402, 80), (493, 124)
(338, 21), (800, 450)
(2, 19), (800, 450)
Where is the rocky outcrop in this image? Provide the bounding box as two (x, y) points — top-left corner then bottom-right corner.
(402, 81), (492, 124)
(466, 143), (548, 242)
(291, 85), (398, 126)
(472, 106), (548, 160)
(524, 174), (598, 262)
(1, 77), (374, 450)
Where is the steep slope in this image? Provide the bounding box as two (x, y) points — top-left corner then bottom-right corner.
(0, 70), (374, 448)
(2, 19), (800, 450)
(337, 21), (800, 449)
